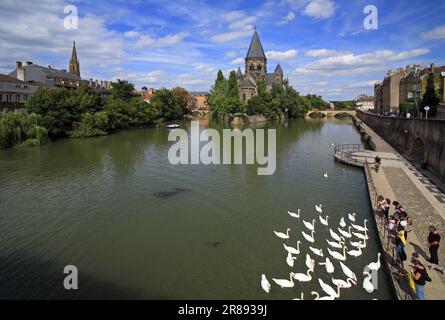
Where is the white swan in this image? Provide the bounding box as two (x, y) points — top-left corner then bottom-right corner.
(293, 269), (313, 282)
(303, 219), (316, 231)
(338, 226), (353, 239)
(261, 274), (271, 293)
(319, 257), (335, 274)
(350, 240), (366, 249)
(351, 219), (368, 232)
(339, 261), (357, 282)
(332, 277), (356, 289)
(348, 212), (356, 222)
(352, 231), (369, 240)
(328, 246), (347, 261)
(347, 246), (363, 257)
(362, 272), (374, 293)
(329, 228), (342, 242)
(326, 239), (345, 249)
(274, 228), (290, 240)
(323, 172), (328, 179)
(367, 253), (381, 271)
(309, 246), (324, 257)
(305, 253), (315, 271)
(283, 241), (301, 255)
(301, 230), (315, 243)
(286, 252), (297, 267)
(319, 215), (329, 226)
(272, 273), (295, 288)
(339, 217), (346, 228)
(318, 278), (341, 298)
(288, 209), (301, 219)
(292, 292), (304, 300)
(311, 291), (335, 300)
(315, 204), (323, 214)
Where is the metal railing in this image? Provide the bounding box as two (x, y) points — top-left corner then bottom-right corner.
(334, 144), (366, 167)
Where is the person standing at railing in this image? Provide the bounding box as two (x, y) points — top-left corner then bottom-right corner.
(427, 225), (441, 265)
(374, 155), (381, 172)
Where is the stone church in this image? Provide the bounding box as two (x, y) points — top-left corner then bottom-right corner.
(236, 30), (285, 102)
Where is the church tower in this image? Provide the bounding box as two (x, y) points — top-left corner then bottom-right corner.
(69, 41), (80, 78)
(245, 30), (267, 76)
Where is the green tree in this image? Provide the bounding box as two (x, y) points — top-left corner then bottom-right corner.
(69, 112), (109, 138)
(26, 87), (101, 137)
(110, 79), (136, 102)
(420, 72), (439, 117)
(0, 110), (49, 149)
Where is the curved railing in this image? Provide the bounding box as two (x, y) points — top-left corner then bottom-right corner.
(334, 144), (366, 167)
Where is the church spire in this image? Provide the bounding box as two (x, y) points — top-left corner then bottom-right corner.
(245, 30), (266, 60)
(69, 41), (80, 78)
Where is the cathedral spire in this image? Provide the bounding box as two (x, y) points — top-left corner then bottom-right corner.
(245, 30), (266, 60)
(69, 41), (80, 78)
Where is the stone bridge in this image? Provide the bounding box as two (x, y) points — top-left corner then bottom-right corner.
(305, 109), (356, 118)
(357, 110), (445, 178)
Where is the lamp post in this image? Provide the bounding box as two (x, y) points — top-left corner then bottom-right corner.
(424, 106), (430, 119)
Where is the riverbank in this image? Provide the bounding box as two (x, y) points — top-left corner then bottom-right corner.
(335, 123), (445, 300)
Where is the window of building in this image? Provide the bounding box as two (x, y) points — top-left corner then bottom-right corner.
(243, 93), (246, 101)
(24, 95), (28, 101)
(6, 94), (12, 102)
(0, 94), (2, 102)
(16, 95), (21, 102)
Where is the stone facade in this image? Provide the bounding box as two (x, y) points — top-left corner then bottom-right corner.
(399, 67), (422, 106)
(354, 94), (374, 110)
(0, 74), (47, 114)
(236, 31), (285, 102)
(374, 82), (383, 113)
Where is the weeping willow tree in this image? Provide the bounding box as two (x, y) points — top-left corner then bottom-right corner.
(0, 110), (49, 149)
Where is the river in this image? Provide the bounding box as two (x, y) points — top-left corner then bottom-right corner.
(0, 117), (394, 299)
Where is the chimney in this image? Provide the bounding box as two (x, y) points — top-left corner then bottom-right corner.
(430, 63), (435, 73)
(16, 61), (25, 81)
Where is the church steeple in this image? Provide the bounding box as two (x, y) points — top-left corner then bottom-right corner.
(246, 30), (266, 59)
(69, 41), (80, 78)
(245, 30), (267, 75)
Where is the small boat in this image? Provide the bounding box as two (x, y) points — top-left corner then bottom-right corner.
(165, 124), (180, 129)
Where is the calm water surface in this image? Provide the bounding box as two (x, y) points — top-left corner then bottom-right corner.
(0, 117), (394, 299)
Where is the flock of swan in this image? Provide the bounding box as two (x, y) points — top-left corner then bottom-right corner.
(261, 205), (382, 300)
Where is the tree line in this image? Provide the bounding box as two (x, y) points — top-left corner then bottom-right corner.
(0, 80), (189, 149)
(207, 69), (329, 119)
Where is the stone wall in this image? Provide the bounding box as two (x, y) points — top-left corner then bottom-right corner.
(357, 110), (445, 178)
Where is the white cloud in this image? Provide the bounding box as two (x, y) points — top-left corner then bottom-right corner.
(421, 25), (445, 40)
(296, 49), (430, 76)
(277, 11), (295, 26)
(222, 10), (246, 22)
(225, 51), (238, 58)
(305, 49), (338, 57)
(212, 28), (253, 42)
(0, 1), (126, 77)
(212, 10), (255, 42)
(266, 49), (298, 60)
(194, 63), (215, 73)
(230, 57), (245, 65)
(124, 30), (139, 38)
(134, 32), (189, 48)
(302, 0), (336, 19)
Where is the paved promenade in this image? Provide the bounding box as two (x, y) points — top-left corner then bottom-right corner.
(336, 122), (445, 299)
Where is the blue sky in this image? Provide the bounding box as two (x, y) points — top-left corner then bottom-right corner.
(1, 0), (445, 100)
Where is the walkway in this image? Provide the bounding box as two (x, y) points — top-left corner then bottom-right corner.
(335, 124), (445, 300)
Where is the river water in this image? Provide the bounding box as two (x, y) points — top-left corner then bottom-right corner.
(0, 117), (394, 299)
